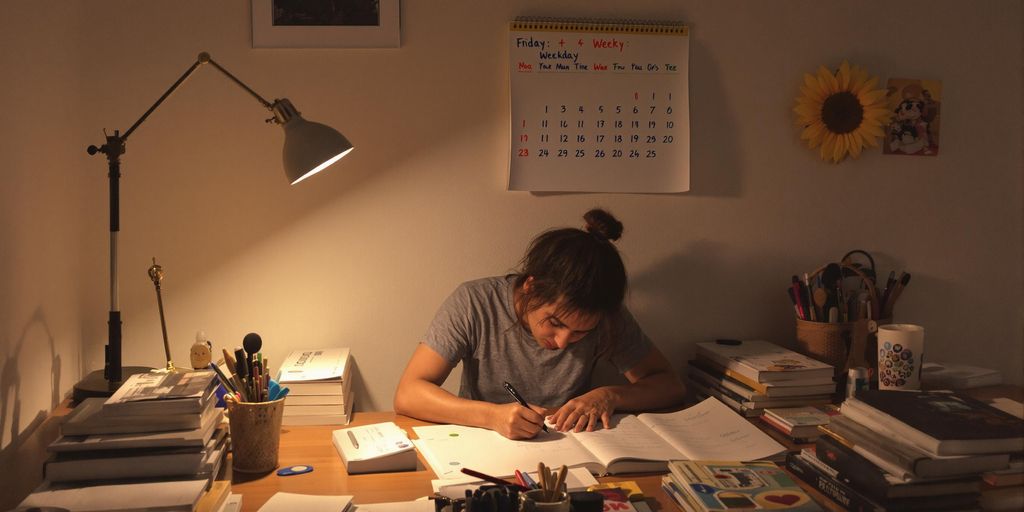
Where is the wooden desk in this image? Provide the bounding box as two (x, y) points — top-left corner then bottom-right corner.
(230, 411), (673, 511)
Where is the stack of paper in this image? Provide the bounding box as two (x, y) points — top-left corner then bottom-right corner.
(277, 347), (355, 425)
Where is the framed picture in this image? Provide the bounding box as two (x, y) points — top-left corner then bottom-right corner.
(252, 0), (400, 48)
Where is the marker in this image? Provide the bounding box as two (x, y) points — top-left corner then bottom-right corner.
(503, 381), (547, 432)
(520, 469), (539, 489)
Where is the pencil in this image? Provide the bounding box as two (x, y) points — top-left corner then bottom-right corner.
(552, 465), (568, 501)
(459, 468), (527, 491)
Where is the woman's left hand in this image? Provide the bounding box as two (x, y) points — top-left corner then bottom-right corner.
(547, 388), (616, 432)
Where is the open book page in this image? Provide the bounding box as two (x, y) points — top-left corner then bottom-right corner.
(568, 414), (684, 468)
(412, 424), (599, 479)
(638, 397), (786, 461)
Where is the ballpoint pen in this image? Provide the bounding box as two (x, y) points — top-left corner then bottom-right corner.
(503, 381), (548, 432)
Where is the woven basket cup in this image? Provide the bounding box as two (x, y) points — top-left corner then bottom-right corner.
(227, 397), (285, 473)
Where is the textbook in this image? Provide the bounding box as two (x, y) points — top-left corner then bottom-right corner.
(61, 396), (220, 436)
(44, 427), (227, 483)
(825, 415), (1010, 479)
(689, 359), (837, 398)
(277, 347), (351, 395)
(695, 340), (835, 383)
(414, 397), (785, 478)
(51, 404), (223, 452)
(332, 422), (417, 474)
(18, 478), (209, 511)
(785, 451), (982, 512)
(667, 460), (823, 511)
(103, 369), (217, 416)
(841, 390), (1024, 455)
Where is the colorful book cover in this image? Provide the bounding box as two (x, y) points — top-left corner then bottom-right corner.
(883, 78), (941, 156)
(669, 460), (823, 511)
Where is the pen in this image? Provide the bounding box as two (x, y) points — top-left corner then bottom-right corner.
(520, 470), (539, 489)
(347, 430), (360, 449)
(514, 469), (528, 488)
(502, 381), (547, 432)
(460, 468), (527, 491)
(208, 362), (239, 395)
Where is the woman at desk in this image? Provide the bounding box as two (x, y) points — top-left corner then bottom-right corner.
(394, 208), (685, 439)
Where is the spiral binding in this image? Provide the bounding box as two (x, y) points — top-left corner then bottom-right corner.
(510, 16), (688, 35)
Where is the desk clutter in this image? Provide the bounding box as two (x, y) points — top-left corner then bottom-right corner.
(786, 390), (1024, 512)
(18, 369), (240, 511)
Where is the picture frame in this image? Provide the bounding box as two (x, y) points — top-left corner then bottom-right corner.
(252, 0), (401, 48)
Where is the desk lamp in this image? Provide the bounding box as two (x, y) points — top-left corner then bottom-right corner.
(72, 52), (354, 403)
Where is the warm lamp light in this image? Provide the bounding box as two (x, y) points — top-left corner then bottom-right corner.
(73, 52), (354, 402)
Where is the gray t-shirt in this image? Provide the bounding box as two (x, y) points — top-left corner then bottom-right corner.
(424, 276), (652, 408)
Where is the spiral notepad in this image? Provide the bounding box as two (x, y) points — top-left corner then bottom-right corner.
(508, 18), (690, 193)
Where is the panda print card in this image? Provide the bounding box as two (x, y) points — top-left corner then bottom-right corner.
(884, 77), (942, 156)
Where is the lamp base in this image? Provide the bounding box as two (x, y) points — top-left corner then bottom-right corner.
(72, 366), (153, 404)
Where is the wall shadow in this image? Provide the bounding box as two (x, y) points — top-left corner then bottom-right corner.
(0, 307), (63, 509)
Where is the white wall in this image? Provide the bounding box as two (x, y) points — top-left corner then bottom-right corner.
(2, 0), (1021, 450)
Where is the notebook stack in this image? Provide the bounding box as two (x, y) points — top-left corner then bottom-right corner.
(785, 390), (1024, 511)
(278, 347), (354, 426)
(19, 369), (228, 512)
(686, 340), (836, 417)
(661, 460), (823, 511)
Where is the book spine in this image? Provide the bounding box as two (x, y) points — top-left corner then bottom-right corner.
(692, 354), (766, 390)
(786, 452), (885, 512)
(815, 435), (894, 501)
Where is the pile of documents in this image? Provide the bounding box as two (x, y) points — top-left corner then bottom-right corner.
(278, 347), (354, 425)
(18, 369), (235, 511)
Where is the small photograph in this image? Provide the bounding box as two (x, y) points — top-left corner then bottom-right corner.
(883, 78), (942, 156)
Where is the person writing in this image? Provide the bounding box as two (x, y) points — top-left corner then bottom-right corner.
(394, 208), (685, 439)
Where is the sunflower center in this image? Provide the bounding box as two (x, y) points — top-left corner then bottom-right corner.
(821, 91), (864, 134)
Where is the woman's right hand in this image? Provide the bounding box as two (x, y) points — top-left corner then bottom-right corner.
(489, 402), (547, 439)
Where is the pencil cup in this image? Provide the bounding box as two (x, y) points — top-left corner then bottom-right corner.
(876, 324), (924, 390)
(226, 397), (285, 473)
(520, 489), (570, 512)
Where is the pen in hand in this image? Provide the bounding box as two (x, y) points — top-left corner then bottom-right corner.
(503, 381), (547, 433)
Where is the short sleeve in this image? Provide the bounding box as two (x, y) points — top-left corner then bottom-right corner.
(606, 307), (653, 373)
(423, 284), (477, 365)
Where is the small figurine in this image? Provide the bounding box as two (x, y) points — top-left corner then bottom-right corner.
(191, 330), (213, 369)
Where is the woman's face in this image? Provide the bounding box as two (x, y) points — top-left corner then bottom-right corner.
(523, 302), (600, 350)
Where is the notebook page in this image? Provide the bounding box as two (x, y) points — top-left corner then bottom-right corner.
(568, 414), (684, 466)
(638, 397), (785, 461)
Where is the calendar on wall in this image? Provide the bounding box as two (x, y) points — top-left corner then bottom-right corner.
(508, 18), (690, 193)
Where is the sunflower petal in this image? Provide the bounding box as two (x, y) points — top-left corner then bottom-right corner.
(859, 89), (888, 105)
(838, 61), (852, 90)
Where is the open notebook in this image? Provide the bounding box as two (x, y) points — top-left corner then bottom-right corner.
(413, 397), (785, 478)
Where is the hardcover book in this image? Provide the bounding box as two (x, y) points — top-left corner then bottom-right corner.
(842, 390), (1024, 455)
(814, 435), (981, 500)
(695, 340), (835, 383)
(786, 451), (982, 512)
(825, 415), (1009, 479)
(667, 460), (823, 511)
(690, 358), (837, 396)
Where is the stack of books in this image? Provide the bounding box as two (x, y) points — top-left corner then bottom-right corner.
(19, 369), (229, 511)
(661, 460), (823, 511)
(786, 390), (1024, 511)
(686, 340), (836, 417)
(278, 347), (354, 426)
(759, 406), (834, 444)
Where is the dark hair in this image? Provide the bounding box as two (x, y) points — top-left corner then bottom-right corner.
(513, 208), (627, 323)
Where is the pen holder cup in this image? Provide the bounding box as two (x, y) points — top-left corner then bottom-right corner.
(520, 489), (571, 512)
(795, 317), (890, 380)
(226, 397), (285, 473)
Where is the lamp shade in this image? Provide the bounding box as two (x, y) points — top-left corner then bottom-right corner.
(274, 99), (354, 185)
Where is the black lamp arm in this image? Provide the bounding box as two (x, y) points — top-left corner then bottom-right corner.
(119, 52), (275, 142)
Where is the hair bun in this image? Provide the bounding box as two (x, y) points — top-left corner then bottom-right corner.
(583, 208), (623, 241)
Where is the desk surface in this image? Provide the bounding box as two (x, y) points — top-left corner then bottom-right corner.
(231, 411), (678, 511)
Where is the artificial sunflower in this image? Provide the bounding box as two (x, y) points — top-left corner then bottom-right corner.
(794, 61), (891, 163)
